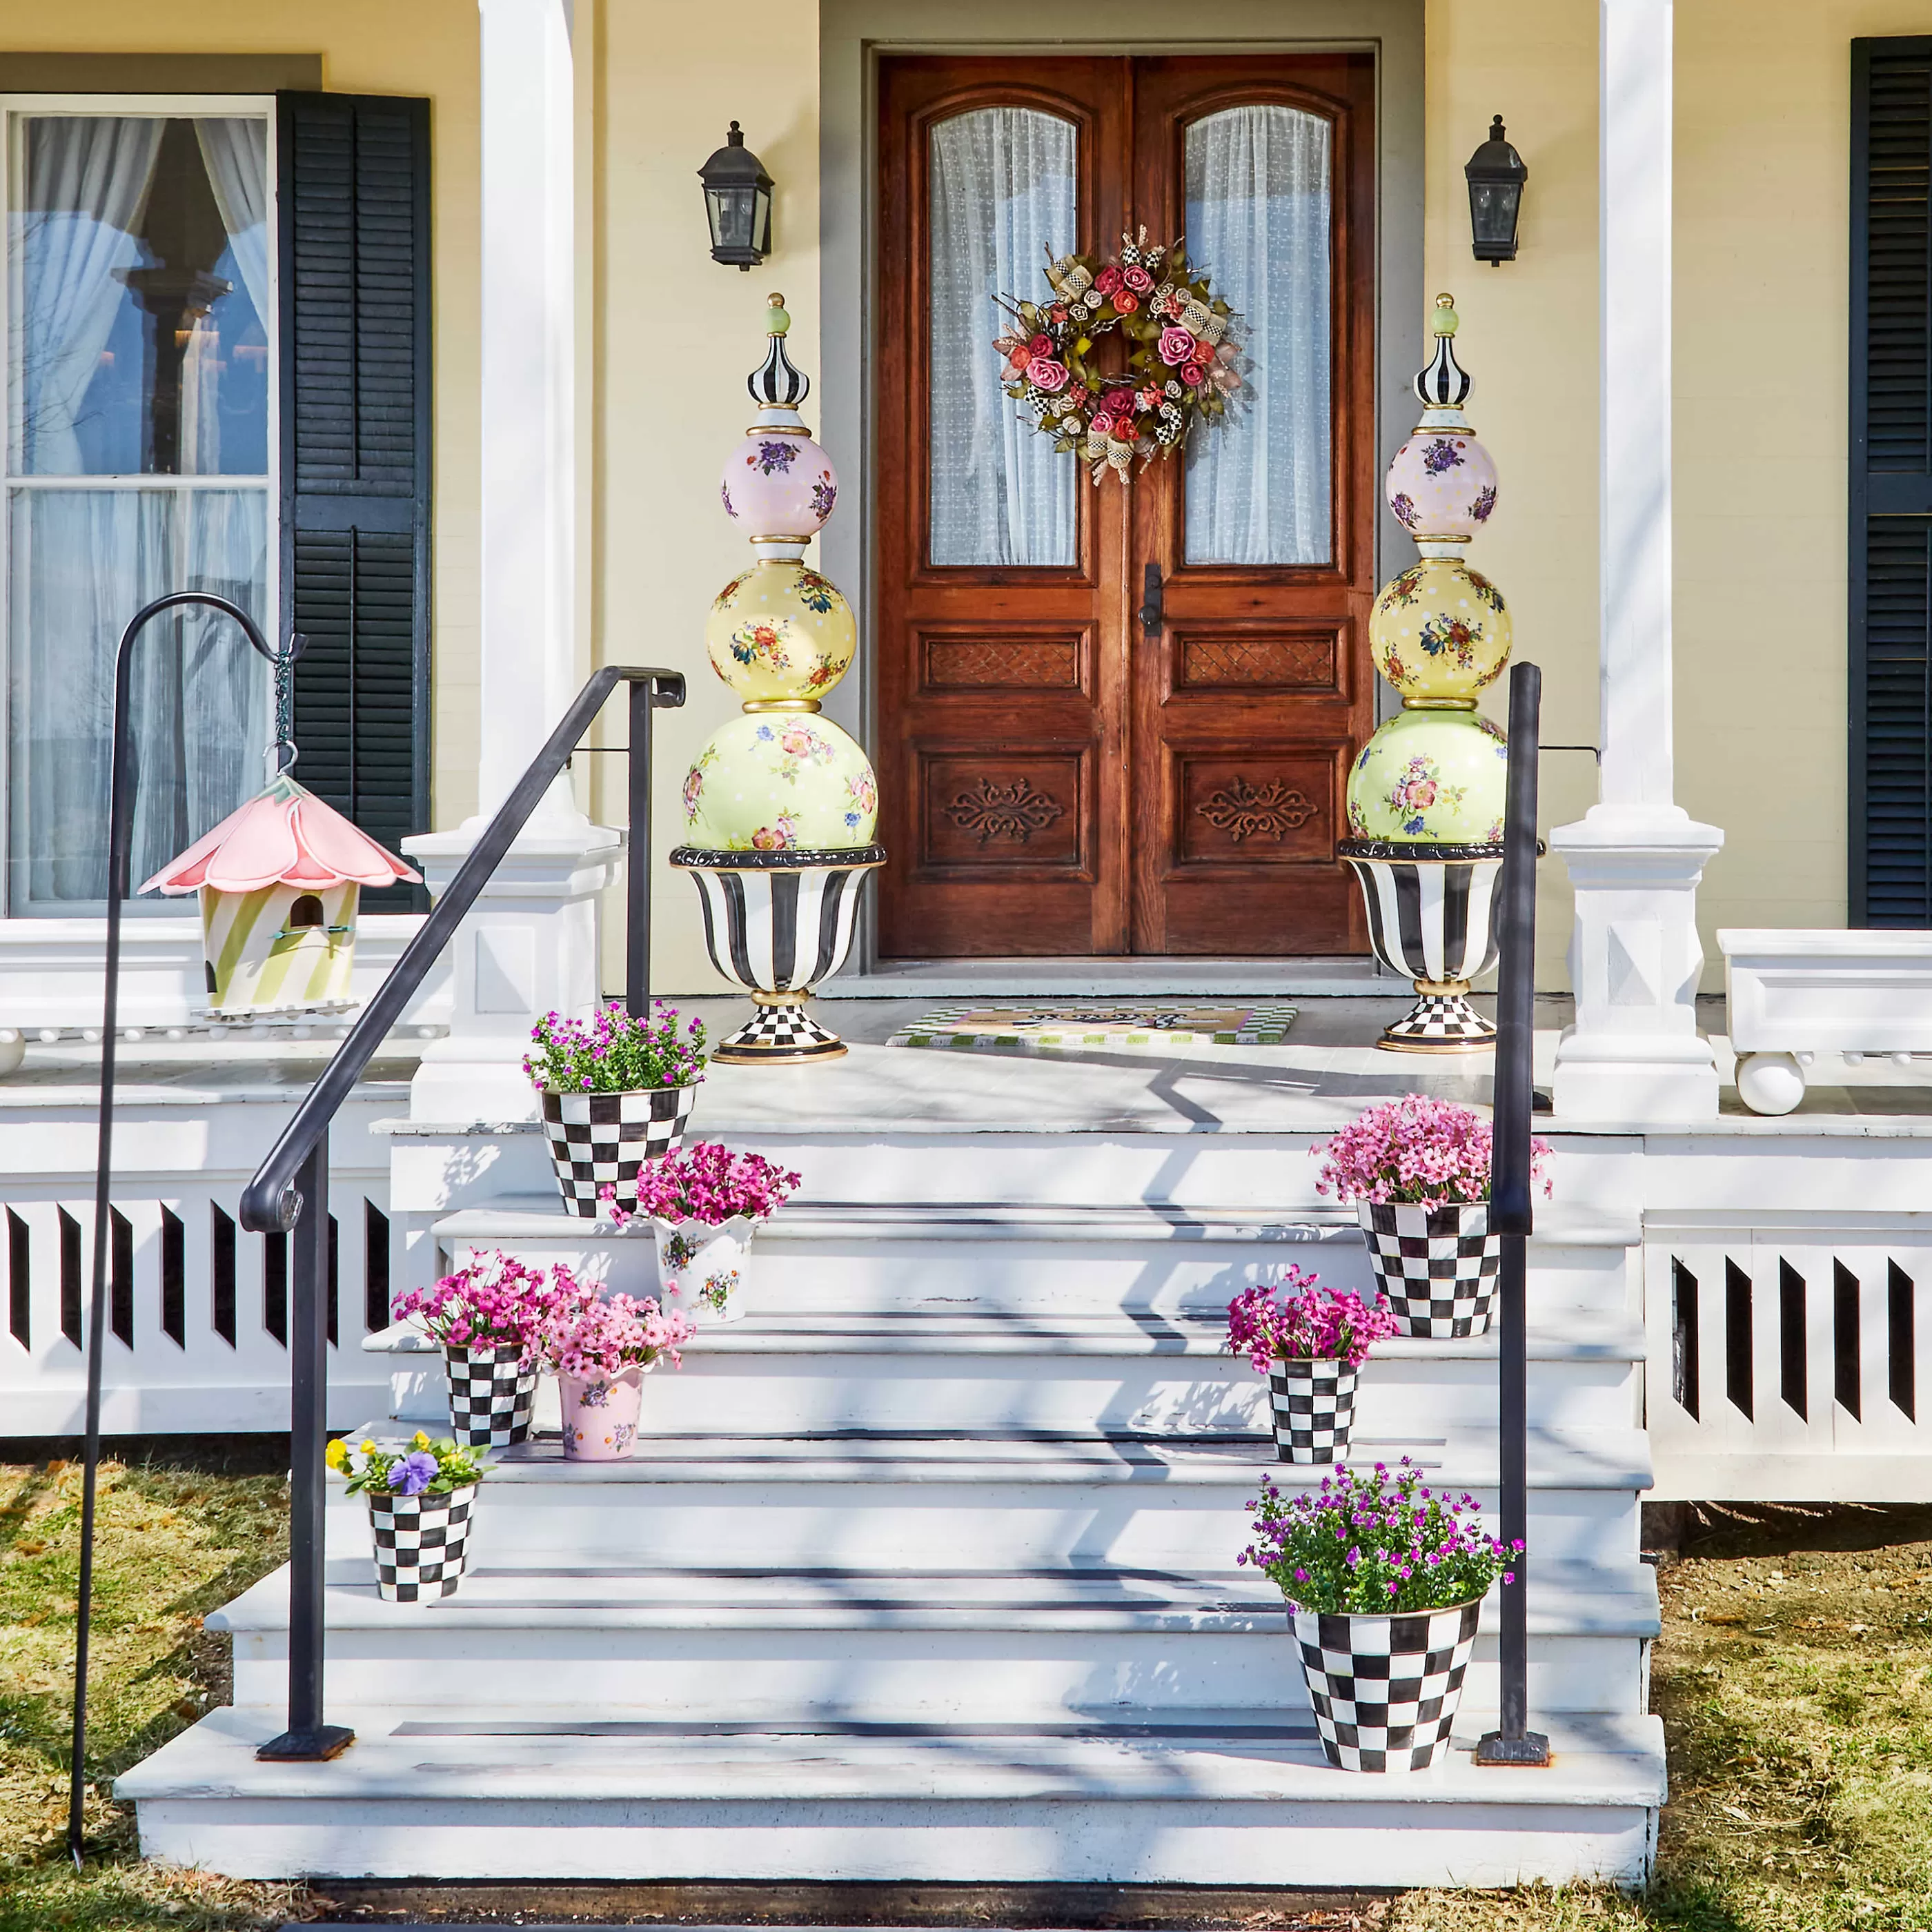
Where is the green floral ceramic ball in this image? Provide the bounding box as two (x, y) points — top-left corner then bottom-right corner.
(703, 560), (856, 705)
(680, 711), (879, 852)
(1346, 708), (1508, 845)
(1369, 559), (1512, 705)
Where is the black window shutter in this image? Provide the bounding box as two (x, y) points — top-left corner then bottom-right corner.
(1853, 41), (1932, 924)
(277, 92), (431, 910)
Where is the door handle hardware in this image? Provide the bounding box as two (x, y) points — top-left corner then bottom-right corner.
(1139, 562), (1163, 637)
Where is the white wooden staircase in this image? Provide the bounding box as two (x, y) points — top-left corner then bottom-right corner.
(119, 1128), (1666, 1887)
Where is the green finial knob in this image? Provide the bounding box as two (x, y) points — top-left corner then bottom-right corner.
(1432, 293), (1459, 336)
(767, 292), (791, 335)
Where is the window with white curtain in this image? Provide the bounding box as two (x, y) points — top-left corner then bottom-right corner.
(927, 106), (1077, 569)
(1183, 103), (1332, 566)
(3, 97), (273, 913)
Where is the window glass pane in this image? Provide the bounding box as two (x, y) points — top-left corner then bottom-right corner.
(8, 486), (269, 907)
(928, 107), (1076, 567)
(9, 114), (269, 477)
(1183, 105), (1332, 566)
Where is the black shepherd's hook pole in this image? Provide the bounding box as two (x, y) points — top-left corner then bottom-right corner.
(1475, 658), (1552, 1769)
(68, 593), (299, 1867)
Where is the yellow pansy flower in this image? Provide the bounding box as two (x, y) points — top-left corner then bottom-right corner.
(324, 1439), (348, 1471)
(411, 1431), (431, 1450)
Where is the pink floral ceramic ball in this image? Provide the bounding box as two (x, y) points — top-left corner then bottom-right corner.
(1385, 431), (1497, 541)
(720, 431), (838, 540)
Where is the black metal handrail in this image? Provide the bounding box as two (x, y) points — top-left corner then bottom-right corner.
(230, 661), (682, 1762)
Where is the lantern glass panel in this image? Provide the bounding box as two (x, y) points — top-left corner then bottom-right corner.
(750, 184), (771, 255)
(1468, 178), (1521, 257)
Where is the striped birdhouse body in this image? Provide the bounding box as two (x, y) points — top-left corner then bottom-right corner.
(141, 771), (419, 1018)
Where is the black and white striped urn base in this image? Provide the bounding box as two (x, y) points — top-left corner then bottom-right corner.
(671, 845), (885, 1065)
(1338, 840), (1505, 1055)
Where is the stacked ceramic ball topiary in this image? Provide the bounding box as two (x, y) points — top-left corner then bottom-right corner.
(1339, 296), (1513, 1051)
(671, 296), (885, 1063)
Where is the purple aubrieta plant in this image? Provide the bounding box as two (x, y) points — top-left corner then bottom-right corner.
(1314, 1094), (1552, 1208)
(1225, 1266), (1401, 1373)
(1239, 1455), (1522, 1615)
(525, 1000), (708, 1095)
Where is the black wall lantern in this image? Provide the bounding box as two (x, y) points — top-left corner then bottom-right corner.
(1465, 115), (1528, 264)
(700, 121), (773, 270)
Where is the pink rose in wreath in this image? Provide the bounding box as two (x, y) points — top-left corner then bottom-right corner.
(1181, 362), (1206, 388)
(1027, 333), (1054, 357)
(1049, 304), (1068, 324)
(1112, 291), (1140, 315)
(1027, 356), (1071, 394)
(1158, 326), (1198, 367)
(1094, 266), (1123, 297)
(1122, 264), (1154, 295)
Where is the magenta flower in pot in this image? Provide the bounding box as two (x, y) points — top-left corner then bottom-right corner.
(524, 1002), (709, 1218)
(392, 1250), (573, 1448)
(1314, 1095), (1550, 1339)
(1241, 1456), (1521, 1773)
(535, 1276), (696, 1461)
(1226, 1265), (1401, 1464)
(600, 1141), (800, 1324)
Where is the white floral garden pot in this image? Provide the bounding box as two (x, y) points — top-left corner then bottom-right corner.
(652, 1214), (755, 1323)
(1358, 1200), (1500, 1339)
(1290, 1596), (1485, 1773)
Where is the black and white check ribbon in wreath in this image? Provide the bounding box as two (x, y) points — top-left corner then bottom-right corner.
(540, 1085), (696, 1217)
(1291, 1598), (1483, 1773)
(1360, 1201), (1501, 1339)
(443, 1344), (535, 1448)
(368, 1485), (477, 1603)
(1268, 1360), (1359, 1464)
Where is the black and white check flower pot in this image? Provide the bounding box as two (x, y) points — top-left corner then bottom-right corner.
(540, 1083), (697, 1219)
(367, 1483), (477, 1603)
(442, 1343), (535, 1448)
(1359, 1200), (1500, 1338)
(1291, 1596), (1484, 1772)
(1268, 1359), (1359, 1463)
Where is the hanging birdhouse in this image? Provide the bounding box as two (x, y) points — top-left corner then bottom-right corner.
(139, 772), (420, 1017)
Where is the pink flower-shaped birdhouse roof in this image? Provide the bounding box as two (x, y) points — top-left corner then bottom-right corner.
(139, 772), (422, 896)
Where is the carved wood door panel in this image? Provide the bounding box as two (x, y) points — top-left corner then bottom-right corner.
(876, 53), (1374, 958)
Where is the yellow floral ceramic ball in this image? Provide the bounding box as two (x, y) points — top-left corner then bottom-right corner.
(703, 560), (856, 705)
(1346, 708), (1508, 845)
(1369, 560), (1512, 705)
(680, 711), (879, 853)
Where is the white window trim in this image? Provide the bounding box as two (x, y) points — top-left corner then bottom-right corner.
(0, 90), (279, 920)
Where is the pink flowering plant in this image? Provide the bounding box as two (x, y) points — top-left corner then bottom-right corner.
(326, 1429), (487, 1497)
(524, 1000), (708, 1095)
(391, 1250), (572, 1359)
(1239, 1456), (1522, 1614)
(1225, 1265), (1401, 1372)
(1314, 1094), (1550, 1208)
(536, 1279), (698, 1379)
(601, 1141), (802, 1229)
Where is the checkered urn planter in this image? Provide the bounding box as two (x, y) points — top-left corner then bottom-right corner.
(367, 1484), (477, 1603)
(540, 1084), (697, 1218)
(1291, 1597), (1483, 1773)
(1359, 1199), (1500, 1338)
(1268, 1359), (1359, 1464)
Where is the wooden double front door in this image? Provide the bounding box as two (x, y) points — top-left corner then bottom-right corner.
(876, 52), (1377, 958)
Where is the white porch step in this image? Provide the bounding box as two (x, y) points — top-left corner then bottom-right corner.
(431, 1199), (1639, 1319)
(322, 1426), (1648, 1568)
(119, 1701), (1666, 1886)
(373, 1306), (1643, 1435)
(221, 1557), (1656, 1717)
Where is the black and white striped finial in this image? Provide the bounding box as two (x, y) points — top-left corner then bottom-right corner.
(1414, 293), (1472, 410)
(748, 291), (810, 409)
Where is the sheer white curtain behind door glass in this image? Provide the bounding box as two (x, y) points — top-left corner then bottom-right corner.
(928, 108), (1077, 567)
(1183, 105), (1332, 566)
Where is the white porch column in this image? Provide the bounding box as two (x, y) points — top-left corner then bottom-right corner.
(405, 0), (621, 1124)
(1548, 0), (1723, 1123)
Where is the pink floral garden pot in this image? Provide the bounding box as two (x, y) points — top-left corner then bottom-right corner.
(720, 430), (837, 540)
(651, 1215), (755, 1324)
(1358, 1201), (1500, 1339)
(1384, 430), (1497, 541)
(558, 1364), (647, 1461)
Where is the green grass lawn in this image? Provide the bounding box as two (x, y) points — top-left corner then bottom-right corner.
(2, 1456), (1931, 1930)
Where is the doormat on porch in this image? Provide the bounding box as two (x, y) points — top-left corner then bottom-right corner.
(887, 1003), (1298, 1054)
